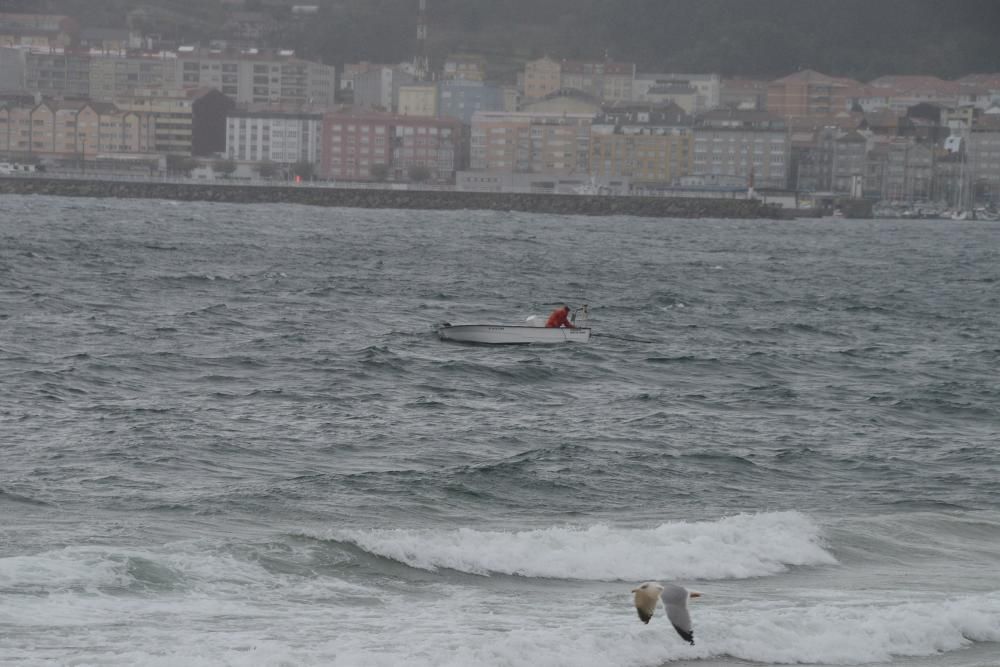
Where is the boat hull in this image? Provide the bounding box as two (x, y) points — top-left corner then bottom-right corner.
(438, 324), (591, 345)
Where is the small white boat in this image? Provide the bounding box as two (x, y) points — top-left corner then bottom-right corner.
(438, 306), (592, 345)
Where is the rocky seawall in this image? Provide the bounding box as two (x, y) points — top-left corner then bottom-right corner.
(0, 177), (782, 219)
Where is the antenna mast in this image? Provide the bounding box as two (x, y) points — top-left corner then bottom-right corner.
(415, 0), (429, 80)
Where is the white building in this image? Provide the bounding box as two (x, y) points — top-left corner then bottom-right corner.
(226, 110), (322, 164)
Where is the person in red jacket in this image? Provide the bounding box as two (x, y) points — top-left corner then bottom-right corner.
(545, 305), (575, 328)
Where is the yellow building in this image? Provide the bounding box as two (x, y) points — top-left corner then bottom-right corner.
(397, 83), (438, 117)
(590, 130), (693, 184)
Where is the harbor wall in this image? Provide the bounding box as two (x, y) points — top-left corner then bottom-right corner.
(0, 177), (783, 219)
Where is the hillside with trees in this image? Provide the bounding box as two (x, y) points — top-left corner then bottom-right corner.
(18, 0), (1000, 81)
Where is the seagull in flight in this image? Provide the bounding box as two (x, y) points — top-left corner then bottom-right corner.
(631, 581), (701, 645)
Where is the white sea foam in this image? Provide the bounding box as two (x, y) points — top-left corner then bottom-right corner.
(2, 582), (997, 667)
(708, 592), (1000, 664)
(323, 511), (837, 580)
(0, 543), (370, 628)
(1, 529), (998, 666)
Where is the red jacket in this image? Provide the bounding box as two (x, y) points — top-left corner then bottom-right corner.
(545, 307), (574, 328)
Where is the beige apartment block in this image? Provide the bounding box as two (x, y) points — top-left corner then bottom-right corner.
(0, 104), (34, 154)
(523, 57), (561, 100)
(0, 100), (150, 158)
(470, 111), (593, 176)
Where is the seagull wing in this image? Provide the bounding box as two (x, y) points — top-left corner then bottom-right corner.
(660, 584), (695, 645)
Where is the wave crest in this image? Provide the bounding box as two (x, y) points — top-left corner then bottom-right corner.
(321, 511), (836, 580)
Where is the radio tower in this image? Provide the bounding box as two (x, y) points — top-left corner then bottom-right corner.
(415, 0), (429, 80)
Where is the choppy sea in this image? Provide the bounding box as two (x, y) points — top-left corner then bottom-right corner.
(1, 194), (999, 667)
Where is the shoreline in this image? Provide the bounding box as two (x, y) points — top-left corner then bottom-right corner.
(0, 176), (782, 219)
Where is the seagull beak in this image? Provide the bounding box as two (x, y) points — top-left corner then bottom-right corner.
(689, 591), (702, 599)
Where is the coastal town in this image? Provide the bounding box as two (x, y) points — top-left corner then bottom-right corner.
(2, 6), (1000, 218)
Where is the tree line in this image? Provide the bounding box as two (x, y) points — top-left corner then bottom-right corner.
(25, 0), (1000, 81)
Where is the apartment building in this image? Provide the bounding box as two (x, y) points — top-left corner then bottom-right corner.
(523, 56), (561, 100)
(720, 78), (768, 111)
(766, 69), (857, 120)
(832, 131), (867, 193)
(226, 109), (322, 164)
(560, 60), (635, 103)
(437, 79), (507, 125)
(693, 109), (790, 190)
(0, 13), (78, 49)
(79, 28), (133, 53)
(590, 120), (693, 185)
(442, 54), (486, 82)
(89, 53), (179, 102)
(470, 110), (593, 175)
(0, 99), (150, 158)
(968, 114), (1000, 202)
(320, 112), (462, 182)
(390, 115), (463, 181)
(867, 75), (971, 112)
(958, 74), (1000, 109)
(397, 83), (437, 117)
(634, 73), (720, 112)
(351, 65), (415, 112)
(113, 88), (233, 155)
(793, 126), (837, 192)
(24, 50), (90, 98)
(0, 47), (26, 90)
(175, 47), (336, 108)
(881, 138), (935, 201)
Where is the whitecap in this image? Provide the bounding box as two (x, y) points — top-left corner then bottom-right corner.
(320, 511), (837, 580)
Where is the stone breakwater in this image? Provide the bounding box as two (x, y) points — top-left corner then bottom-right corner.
(0, 177), (781, 219)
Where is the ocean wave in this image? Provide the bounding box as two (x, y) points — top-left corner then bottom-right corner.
(708, 592), (1000, 665)
(315, 511), (836, 580)
(329, 592), (1000, 667)
(0, 545), (266, 596)
(15, 587), (995, 667)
